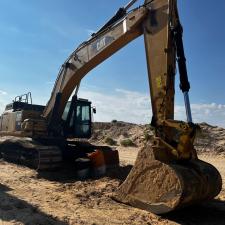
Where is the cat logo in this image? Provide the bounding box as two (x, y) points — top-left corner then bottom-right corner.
(97, 37), (106, 51)
(92, 36), (114, 53)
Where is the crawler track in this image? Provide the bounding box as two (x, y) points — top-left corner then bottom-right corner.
(0, 136), (62, 170)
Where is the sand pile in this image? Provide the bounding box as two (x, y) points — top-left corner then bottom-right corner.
(90, 122), (225, 155)
(90, 121), (154, 147)
(195, 123), (225, 154)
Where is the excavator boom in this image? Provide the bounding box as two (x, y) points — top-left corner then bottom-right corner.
(43, 6), (148, 124)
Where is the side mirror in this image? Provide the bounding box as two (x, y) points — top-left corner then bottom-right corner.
(93, 107), (96, 114)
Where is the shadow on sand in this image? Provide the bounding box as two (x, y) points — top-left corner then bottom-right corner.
(37, 163), (133, 183)
(0, 183), (68, 225)
(162, 199), (225, 225)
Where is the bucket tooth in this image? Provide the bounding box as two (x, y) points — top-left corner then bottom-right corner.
(113, 144), (222, 214)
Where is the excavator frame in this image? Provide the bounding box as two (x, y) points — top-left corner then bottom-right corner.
(0, 0), (222, 214)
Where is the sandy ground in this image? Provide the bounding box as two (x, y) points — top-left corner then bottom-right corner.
(0, 148), (225, 225)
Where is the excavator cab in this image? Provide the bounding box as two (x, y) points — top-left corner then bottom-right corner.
(62, 96), (92, 139)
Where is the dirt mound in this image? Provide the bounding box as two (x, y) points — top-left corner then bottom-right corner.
(195, 123), (225, 154)
(90, 121), (225, 155)
(90, 121), (154, 147)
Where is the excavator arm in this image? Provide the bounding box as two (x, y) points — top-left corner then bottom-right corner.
(144, 0), (197, 160)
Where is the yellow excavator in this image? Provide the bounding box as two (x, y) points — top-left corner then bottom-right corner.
(0, 0), (222, 214)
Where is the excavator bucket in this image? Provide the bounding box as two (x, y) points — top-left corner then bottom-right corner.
(113, 144), (222, 214)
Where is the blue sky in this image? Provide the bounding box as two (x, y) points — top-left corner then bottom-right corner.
(0, 0), (225, 127)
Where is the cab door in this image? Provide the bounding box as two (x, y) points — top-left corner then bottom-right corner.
(62, 97), (92, 139)
(74, 100), (92, 138)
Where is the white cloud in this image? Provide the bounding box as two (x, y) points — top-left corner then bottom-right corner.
(0, 91), (14, 114)
(0, 90), (7, 95)
(79, 87), (225, 127)
(79, 87), (152, 124)
(1, 86), (224, 128)
(0, 101), (6, 113)
(0, 97), (8, 114)
(45, 81), (54, 85)
(175, 103), (225, 127)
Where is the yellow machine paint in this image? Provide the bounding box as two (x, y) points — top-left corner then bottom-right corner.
(0, 0), (222, 214)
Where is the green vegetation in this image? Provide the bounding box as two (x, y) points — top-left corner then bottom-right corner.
(105, 137), (117, 146)
(120, 139), (135, 147)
